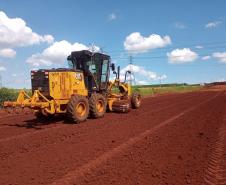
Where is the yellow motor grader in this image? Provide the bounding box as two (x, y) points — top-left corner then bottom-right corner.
(4, 50), (141, 123)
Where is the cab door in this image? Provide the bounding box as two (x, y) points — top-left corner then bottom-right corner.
(100, 59), (109, 90)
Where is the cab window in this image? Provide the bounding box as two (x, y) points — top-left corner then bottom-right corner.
(101, 60), (108, 82)
(68, 60), (74, 69)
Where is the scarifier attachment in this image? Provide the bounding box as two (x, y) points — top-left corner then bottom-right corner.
(3, 90), (55, 115)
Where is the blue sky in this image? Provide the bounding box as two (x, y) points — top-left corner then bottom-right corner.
(0, 0), (226, 88)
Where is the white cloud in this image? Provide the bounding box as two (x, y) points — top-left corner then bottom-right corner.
(195, 45), (203, 49)
(216, 78), (225, 82)
(202, 55), (211, 60)
(11, 73), (24, 77)
(0, 11), (54, 49)
(136, 80), (149, 85)
(108, 13), (117, 21)
(174, 22), (186, 29)
(31, 68), (38, 71)
(212, 52), (226, 63)
(0, 48), (16, 58)
(157, 74), (167, 80)
(124, 32), (171, 53)
(205, 21), (222, 28)
(120, 64), (166, 82)
(26, 40), (100, 67)
(0, 66), (6, 71)
(167, 48), (198, 64)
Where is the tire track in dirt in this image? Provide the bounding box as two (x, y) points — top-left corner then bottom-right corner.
(0, 92), (217, 185)
(50, 92), (221, 185)
(0, 91), (207, 163)
(204, 119), (226, 185)
(77, 90), (225, 185)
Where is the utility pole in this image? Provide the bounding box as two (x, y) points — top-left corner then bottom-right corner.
(129, 55), (133, 85)
(0, 74), (2, 88)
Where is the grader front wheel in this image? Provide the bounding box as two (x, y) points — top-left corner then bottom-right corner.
(131, 92), (141, 109)
(89, 94), (106, 118)
(66, 95), (89, 123)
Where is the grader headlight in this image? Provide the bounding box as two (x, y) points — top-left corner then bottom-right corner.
(44, 71), (49, 78)
(31, 71), (34, 79)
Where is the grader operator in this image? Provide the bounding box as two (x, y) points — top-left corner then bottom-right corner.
(4, 50), (141, 123)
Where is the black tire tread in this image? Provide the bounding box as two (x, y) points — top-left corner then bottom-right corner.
(66, 95), (89, 123)
(131, 92), (141, 109)
(89, 93), (106, 118)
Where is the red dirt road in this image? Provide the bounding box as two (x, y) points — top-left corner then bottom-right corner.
(0, 90), (226, 185)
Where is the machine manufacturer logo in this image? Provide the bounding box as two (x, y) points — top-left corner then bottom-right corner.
(75, 73), (82, 80)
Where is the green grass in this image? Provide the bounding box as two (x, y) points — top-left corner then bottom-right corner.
(132, 85), (201, 97)
(0, 88), (31, 107)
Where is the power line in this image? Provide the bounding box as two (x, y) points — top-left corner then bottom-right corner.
(104, 41), (226, 54)
(111, 52), (226, 60)
(110, 47), (226, 58)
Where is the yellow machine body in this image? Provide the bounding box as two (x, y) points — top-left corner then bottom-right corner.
(48, 71), (88, 99)
(4, 76), (132, 115)
(3, 50), (141, 121)
(4, 70), (88, 115)
(107, 79), (132, 111)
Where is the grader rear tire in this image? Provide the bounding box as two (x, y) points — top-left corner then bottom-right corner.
(89, 93), (106, 118)
(131, 92), (141, 109)
(66, 95), (89, 123)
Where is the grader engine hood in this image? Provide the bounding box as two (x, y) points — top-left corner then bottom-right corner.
(31, 69), (88, 100)
(4, 68), (88, 115)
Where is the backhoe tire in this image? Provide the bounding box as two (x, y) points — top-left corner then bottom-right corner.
(89, 93), (106, 118)
(131, 92), (141, 109)
(66, 95), (89, 123)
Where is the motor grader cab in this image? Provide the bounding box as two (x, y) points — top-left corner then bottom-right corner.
(4, 50), (141, 123)
(67, 50), (110, 95)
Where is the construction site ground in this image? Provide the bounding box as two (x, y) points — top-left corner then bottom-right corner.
(0, 87), (226, 185)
